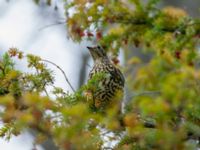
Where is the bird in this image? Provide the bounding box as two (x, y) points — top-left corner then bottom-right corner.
(87, 45), (125, 111)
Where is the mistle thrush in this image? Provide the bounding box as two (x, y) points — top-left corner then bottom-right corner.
(87, 46), (125, 110)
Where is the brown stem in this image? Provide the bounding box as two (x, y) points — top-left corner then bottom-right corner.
(41, 59), (75, 92)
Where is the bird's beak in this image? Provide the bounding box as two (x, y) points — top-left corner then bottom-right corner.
(87, 46), (93, 50)
(87, 46), (97, 60)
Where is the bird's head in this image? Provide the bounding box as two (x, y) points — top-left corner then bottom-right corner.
(87, 45), (108, 61)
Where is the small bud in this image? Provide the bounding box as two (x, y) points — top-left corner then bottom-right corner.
(75, 28), (85, 37)
(175, 51), (181, 59)
(8, 47), (18, 57)
(112, 57), (120, 65)
(134, 39), (140, 47)
(96, 31), (102, 40)
(87, 32), (94, 37)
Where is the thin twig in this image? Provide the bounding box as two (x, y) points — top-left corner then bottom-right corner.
(41, 59), (75, 92)
(128, 91), (161, 99)
(143, 121), (156, 128)
(43, 84), (50, 97)
(86, 63), (91, 68)
(38, 21), (66, 31)
(134, 91), (161, 96)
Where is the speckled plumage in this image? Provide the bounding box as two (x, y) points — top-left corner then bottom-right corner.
(87, 46), (125, 109)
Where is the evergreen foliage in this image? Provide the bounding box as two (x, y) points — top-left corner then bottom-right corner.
(1, 0), (200, 149)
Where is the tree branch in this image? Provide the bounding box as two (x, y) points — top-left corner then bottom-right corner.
(41, 59), (75, 92)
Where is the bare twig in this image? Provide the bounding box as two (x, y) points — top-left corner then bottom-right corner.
(128, 91), (161, 100)
(135, 91), (161, 96)
(41, 59), (75, 92)
(143, 120), (156, 128)
(38, 21), (65, 31)
(43, 84), (50, 97)
(86, 63), (91, 68)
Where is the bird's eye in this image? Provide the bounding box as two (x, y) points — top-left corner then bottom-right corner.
(97, 46), (101, 49)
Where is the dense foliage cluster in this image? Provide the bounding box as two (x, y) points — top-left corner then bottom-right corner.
(1, 0), (200, 149)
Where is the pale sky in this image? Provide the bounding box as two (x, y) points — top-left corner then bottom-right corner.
(0, 0), (87, 149)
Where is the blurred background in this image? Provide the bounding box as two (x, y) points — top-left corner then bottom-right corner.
(0, 0), (199, 149)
